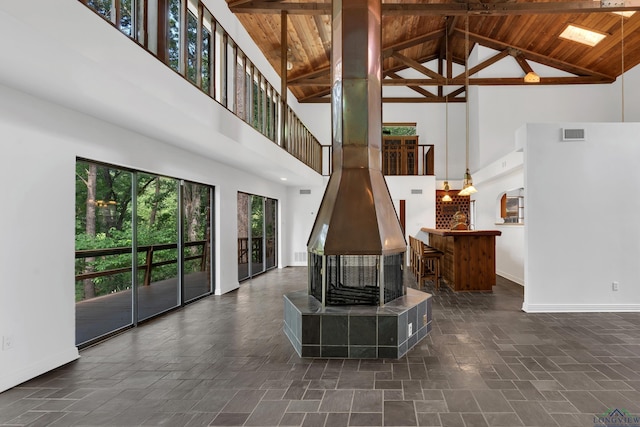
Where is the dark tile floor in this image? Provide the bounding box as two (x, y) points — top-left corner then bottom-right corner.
(2, 267), (640, 426)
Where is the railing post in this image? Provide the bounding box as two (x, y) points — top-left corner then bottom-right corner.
(200, 240), (208, 271)
(144, 246), (154, 286)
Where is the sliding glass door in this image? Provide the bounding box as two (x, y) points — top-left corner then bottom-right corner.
(183, 181), (213, 302)
(265, 198), (277, 270)
(75, 159), (215, 347)
(136, 173), (180, 322)
(238, 192), (278, 281)
(75, 161), (133, 345)
(250, 195), (265, 276)
(237, 192), (250, 281)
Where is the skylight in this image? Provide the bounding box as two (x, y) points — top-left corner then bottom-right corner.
(612, 11), (636, 17)
(559, 24), (607, 47)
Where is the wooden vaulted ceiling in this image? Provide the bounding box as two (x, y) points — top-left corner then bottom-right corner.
(226, 0), (640, 103)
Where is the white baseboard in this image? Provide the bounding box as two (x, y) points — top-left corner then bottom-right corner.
(522, 303), (640, 313)
(497, 271), (524, 286)
(0, 347), (79, 393)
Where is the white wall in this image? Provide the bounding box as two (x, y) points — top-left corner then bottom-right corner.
(4, 0), (640, 394)
(522, 122), (640, 312)
(295, 98), (469, 181)
(286, 181), (328, 267)
(387, 176), (437, 239)
(0, 84), (298, 393)
(285, 176), (435, 267)
(473, 45), (640, 171)
(473, 152), (525, 285)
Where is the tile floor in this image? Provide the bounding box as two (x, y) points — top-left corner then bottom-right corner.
(1, 267), (640, 426)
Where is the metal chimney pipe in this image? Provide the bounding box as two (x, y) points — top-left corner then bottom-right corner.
(307, 0), (405, 256)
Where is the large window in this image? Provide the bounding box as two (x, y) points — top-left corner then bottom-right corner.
(75, 159), (215, 347)
(75, 161), (133, 345)
(499, 188), (524, 224)
(136, 173), (180, 321)
(237, 192), (278, 281)
(79, 0), (322, 174)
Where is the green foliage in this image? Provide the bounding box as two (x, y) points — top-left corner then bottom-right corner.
(186, 11), (198, 83)
(168, 0), (181, 71)
(75, 230), (133, 301)
(202, 29), (211, 92)
(251, 195), (264, 237)
(383, 125), (416, 136)
(119, 0), (133, 36)
(76, 163), (205, 302)
(87, 0), (112, 20)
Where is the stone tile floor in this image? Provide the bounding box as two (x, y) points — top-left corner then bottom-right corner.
(1, 267), (640, 426)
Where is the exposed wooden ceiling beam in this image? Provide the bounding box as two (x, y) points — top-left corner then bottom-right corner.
(447, 86), (466, 99)
(297, 88), (331, 103)
(288, 78), (331, 86)
(384, 97), (466, 103)
(230, 1), (640, 16)
(454, 28), (616, 80)
(386, 71), (437, 98)
(382, 76), (613, 86)
(295, 73), (611, 104)
(300, 96), (468, 104)
(452, 49), (510, 81)
(288, 67), (330, 84)
(228, 0), (255, 7)
(382, 30), (445, 58)
(230, 2), (330, 15)
(392, 52), (443, 80)
(513, 53), (535, 75)
(382, 2), (640, 16)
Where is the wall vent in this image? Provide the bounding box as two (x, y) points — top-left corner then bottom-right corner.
(294, 252), (308, 263)
(562, 128), (585, 141)
(299, 189), (311, 195)
(411, 189), (423, 195)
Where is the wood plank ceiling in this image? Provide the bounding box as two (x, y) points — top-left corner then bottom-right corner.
(226, 0), (640, 103)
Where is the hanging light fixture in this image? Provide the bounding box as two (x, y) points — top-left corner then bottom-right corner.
(442, 19), (452, 203)
(620, 12), (625, 122)
(524, 71), (540, 83)
(459, 15), (477, 197)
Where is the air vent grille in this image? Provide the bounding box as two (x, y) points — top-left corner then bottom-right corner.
(410, 189), (423, 195)
(299, 189), (311, 195)
(562, 128), (585, 141)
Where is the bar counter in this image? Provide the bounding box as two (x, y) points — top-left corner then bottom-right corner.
(421, 227), (502, 292)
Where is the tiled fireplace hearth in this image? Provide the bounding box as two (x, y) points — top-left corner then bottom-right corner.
(284, 288), (431, 359)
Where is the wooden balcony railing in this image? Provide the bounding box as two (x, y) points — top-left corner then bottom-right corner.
(237, 237), (276, 264)
(78, 0), (323, 175)
(75, 240), (208, 287)
(321, 140), (435, 177)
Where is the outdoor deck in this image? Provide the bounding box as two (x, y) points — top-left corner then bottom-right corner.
(75, 271), (211, 346)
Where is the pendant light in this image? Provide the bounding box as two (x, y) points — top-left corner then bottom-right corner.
(621, 13), (625, 122)
(459, 15), (477, 197)
(442, 19), (452, 203)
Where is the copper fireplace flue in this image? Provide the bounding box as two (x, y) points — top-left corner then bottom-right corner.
(306, 0), (406, 306)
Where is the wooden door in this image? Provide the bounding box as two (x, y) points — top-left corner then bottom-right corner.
(382, 135), (418, 175)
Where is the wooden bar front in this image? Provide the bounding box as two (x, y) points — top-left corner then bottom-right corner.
(421, 228), (502, 292)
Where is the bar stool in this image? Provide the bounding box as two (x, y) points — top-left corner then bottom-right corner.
(418, 241), (444, 290)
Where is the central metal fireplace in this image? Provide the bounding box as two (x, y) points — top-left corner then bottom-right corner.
(283, 0), (432, 358)
(309, 254), (404, 306)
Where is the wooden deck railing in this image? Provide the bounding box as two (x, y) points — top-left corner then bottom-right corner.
(75, 240), (208, 287)
(237, 237), (276, 264)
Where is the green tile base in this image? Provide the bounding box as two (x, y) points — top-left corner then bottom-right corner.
(283, 288), (432, 359)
